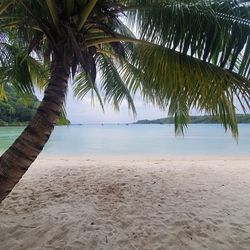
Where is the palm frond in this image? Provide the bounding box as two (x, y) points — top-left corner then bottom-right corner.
(78, 0), (98, 31)
(0, 82), (7, 100)
(97, 53), (136, 114)
(125, 43), (250, 137)
(45, 0), (61, 33)
(0, 42), (49, 95)
(125, 0), (250, 77)
(73, 71), (104, 110)
(0, 0), (14, 15)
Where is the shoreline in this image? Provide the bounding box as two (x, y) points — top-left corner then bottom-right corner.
(35, 154), (250, 161)
(1, 156), (250, 249)
(2, 152), (250, 160)
(5, 154), (250, 162)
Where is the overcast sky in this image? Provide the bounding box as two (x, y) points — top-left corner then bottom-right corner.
(36, 82), (246, 124)
(63, 86), (169, 124)
(37, 84), (202, 124)
(37, 85), (182, 124)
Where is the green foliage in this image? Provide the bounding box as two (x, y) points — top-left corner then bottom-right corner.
(57, 116), (70, 126)
(0, 119), (7, 126)
(0, 85), (39, 124)
(0, 85), (70, 126)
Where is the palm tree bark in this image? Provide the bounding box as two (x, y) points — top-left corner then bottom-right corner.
(0, 53), (70, 203)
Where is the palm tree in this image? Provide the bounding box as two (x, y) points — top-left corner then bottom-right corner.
(0, 0), (249, 202)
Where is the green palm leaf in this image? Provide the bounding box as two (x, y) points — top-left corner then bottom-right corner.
(123, 43), (250, 136)
(125, 0), (250, 77)
(73, 71), (104, 110)
(97, 53), (136, 114)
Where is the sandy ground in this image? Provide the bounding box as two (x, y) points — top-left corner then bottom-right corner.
(0, 156), (250, 250)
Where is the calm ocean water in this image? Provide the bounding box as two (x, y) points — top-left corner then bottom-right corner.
(0, 124), (250, 156)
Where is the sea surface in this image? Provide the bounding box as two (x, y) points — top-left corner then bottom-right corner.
(0, 124), (250, 156)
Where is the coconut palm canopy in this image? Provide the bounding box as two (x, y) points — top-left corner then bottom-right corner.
(0, 0), (249, 202)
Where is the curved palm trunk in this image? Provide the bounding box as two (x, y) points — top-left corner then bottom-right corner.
(0, 54), (70, 203)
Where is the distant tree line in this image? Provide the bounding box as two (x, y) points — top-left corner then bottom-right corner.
(0, 86), (70, 126)
(135, 115), (250, 124)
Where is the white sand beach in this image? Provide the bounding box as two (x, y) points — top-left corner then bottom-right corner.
(0, 156), (250, 250)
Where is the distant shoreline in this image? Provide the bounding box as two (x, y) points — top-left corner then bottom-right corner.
(134, 114), (250, 124)
(1, 122), (250, 127)
(1, 114), (249, 126)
